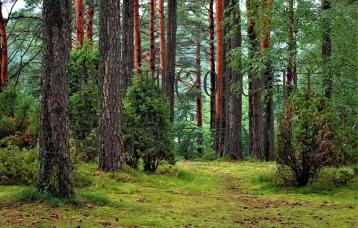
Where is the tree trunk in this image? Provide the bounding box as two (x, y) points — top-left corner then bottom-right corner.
(158, 0), (166, 78)
(98, 0), (124, 171)
(322, 0), (332, 99)
(85, 0), (94, 41)
(209, 0), (216, 131)
(164, 0), (177, 122)
(38, 0), (74, 197)
(149, 0), (156, 76)
(246, 0), (263, 159)
(195, 40), (203, 156)
(214, 0), (224, 155)
(226, 0), (243, 160)
(134, 0), (142, 75)
(122, 0), (134, 92)
(76, 0), (85, 46)
(287, 0), (296, 97)
(0, 2), (8, 91)
(261, 0), (274, 161)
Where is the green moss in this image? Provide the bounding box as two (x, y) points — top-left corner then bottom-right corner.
(0, 161), (356, 227)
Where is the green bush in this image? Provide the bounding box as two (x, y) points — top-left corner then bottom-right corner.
(0, 145), (38, 185)
(123, 75), (175, 172)
(277, 93), (343, 186)
(69, 42), (100, 159)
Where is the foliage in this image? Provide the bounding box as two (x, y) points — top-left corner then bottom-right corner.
(0, 85), (39, 148)
(277, 92), (344, 186)
(0, 145), (38, 185)
(123, 75), (175, 172)
(69, 42), (100, 160)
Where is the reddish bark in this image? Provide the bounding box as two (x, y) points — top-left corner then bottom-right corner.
(209, 0), (216, 130)
(149, 0), (156, 76)
(215, 0), (224, 122)
(158, 0), (166, 77)
(0, 3), (8, 90)
(134, 0), (142, 74)
(76, 0), (85, 47)
(85, 0), (94, 41)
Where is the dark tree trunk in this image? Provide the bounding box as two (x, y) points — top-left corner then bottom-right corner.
(209, 0), (216, 131)
(322, 0), (332, 99)
(261, 0), (274, 161)
(226, 0), (243, 160)
(149, 0), (156, 76)
(85, 0), (94, 41)
(287, 0), (297, 97)
(98, 0), (124, 171)
(159, 0), (166, 78)
(164, 0), (177, 122)
(246, 0), (263, 159)
(0, 2), (8, 91)
(122, 0), (134, 92)
(38, 0), (74, 197)
(134, 0), (141, 75)
(195, 40), (203, 156)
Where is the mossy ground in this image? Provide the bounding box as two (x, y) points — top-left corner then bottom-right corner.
(0, 161), (357, 227)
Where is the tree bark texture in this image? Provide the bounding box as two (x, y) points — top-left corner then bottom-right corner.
(76, 0), (85, 46)
(287, 0), (297, 97)
(246, 0), (263, 159)
(195, 40), (203, 156)
(134, 0), (142, 74)
(98, 0), (124, 171)
(158, 0), (166, 78)
(122, 0), (134, 92)
(261, 0), (274, 161)
(164, 0), (177, 122)
(226, 0), (243, 160)
(149, 0), (156, 76)
(322, 0), (332, 99)
(85, 0), (94, 41)
(209, 0), (216, 131)
(0, 2), (8, 90)
(38, 0), (74, 197)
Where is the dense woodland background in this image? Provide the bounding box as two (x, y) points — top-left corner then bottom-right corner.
(0, 0), (357, 226)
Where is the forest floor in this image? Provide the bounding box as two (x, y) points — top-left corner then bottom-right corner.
(0, 161), (357, 227)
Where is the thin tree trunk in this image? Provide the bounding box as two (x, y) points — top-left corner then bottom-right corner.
(261, 0), (274, 161)
(85, 0), (94, 41)
(134, 0), (142, 74)
(38, 0), (74, 197)
(287, 0), (296, 97)
(209, 0), (216, 131)
(98, 0), (124, 171)
(0, 2), (8, 90)
(214, 0), (224, 154)
(164, 0), (177, 122)
(76, 0), (85, 46)
(195, 40), (203, 156)
(149, 0), (156, 76)
(226, 0), (243, 160)
(158, 0), (166, 78)
(122, 0), (134, 92)
(322, 0), (332, 99)
(246, 0), (263, 159)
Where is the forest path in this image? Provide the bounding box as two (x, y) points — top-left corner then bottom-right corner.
(0, 161), (356, 227)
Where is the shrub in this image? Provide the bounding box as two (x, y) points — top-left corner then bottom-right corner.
(0, 145), (38, 185)
(69, 42), (100, 158)
(277, 93), (343, 186)
(123, 75), (175, 172)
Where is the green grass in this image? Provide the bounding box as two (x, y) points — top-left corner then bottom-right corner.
(0, 161), (357, 227)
